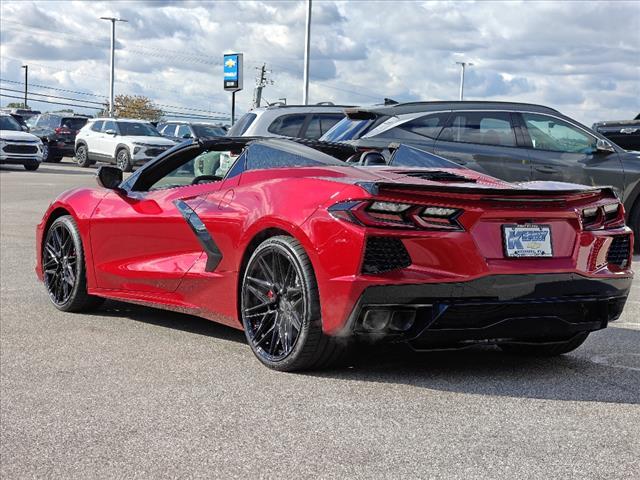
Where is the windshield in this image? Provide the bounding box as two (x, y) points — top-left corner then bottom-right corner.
(192, 124), (226, 138)
(62, 117), (88, 130)
(390, 144), (465, 169)
(117, 122), (161, 137)
(0, 115), (22, 131)
(227, 113), (256, 136)
(321, 117), (377, 142)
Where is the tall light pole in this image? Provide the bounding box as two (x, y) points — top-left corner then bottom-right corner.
(21, 65), (28, 108)
(455, 61), (473, 101)
(302, 0), (312, 105)
(100, 16), (128, 116)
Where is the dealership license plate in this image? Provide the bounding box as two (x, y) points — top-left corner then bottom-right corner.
(502, 224), (553, 258)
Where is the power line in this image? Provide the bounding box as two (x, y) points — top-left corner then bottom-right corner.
(0, 87), (105, 106)
(0, 78), (107, 99)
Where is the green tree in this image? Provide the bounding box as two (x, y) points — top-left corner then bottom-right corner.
(101, 94), (164, 122)
(5, 102), (27, 108)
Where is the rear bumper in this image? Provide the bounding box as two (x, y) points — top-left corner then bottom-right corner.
(344, 273), (633, 346)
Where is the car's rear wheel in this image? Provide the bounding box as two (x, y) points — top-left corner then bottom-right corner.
(76, 144), (91, 168)
(24, 160), (39, 171)
(498, 332), (589, 356)
(116, 148), (132, 172)
(43, 215), (103, 312)
(241, 235), (346, 371)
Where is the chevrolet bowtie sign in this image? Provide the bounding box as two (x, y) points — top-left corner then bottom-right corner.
(223, 53), (243, 92)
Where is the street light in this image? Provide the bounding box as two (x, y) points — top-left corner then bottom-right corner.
(100, 16), (128, 116)
(455, 61), (473, 101)
(20, 65), (28, 108)
(302, 0), (312, 105)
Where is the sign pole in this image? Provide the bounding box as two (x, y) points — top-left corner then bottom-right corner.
(232, 91), (236, 125)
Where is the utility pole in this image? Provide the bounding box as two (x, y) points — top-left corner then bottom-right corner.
(253, 64), (273, 109)
(100, 16), (128, 116)
(302, 0), (312, 104)
(455, 61), (473, 101)
(21, 65), (28, 108)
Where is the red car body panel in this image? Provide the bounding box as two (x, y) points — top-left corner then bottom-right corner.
(36, 140), (634, 340)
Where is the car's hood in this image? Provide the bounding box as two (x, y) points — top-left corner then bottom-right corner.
(121, 136), (176, 146)
(0, 129), (40, 142)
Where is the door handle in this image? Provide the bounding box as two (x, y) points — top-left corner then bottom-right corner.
(535, 165), (559, 174)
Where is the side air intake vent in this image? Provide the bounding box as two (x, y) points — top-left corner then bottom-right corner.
(362, 237), (411, 274)
(607, 235), (631, 269)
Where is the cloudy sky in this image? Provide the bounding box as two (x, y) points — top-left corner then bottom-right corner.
(1, 0), (638, 125)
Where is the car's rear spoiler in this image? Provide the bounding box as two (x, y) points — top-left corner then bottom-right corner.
(356, 180), (617, 202)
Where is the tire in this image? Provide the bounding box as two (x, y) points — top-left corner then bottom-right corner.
(240, 235), (346, 372)
(76, 144), (91, 168)
(630, 202), (640, 253)
(42, 215), (104, 312)
(24, 161), (39, 171)
(498, 332), (589, 357)
(41, 141), (50, 162)
(116, 148), (133, 172)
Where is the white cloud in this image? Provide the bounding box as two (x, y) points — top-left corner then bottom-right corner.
(0, 0), (638, 125)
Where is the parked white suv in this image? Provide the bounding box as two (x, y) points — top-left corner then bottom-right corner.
(75, 118), (176, 171)
(0, 113), (44, 171)
(226, 104), (350, 139)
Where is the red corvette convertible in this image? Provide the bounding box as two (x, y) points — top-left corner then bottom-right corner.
(36, 138), (634, 371)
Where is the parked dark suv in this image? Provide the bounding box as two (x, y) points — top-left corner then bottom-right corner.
(322, 101), (640, 245)
(28, 113), (89, 162)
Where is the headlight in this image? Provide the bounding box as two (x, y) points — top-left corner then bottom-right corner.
(133, 146), (141, 154)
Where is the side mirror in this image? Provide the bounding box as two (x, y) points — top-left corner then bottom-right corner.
(104, 129), (117, 136)
(96, 165), (123, 190)
(22, 125), (29, 132)
(182, 133), (192, 139)
(596, 138), (615, 153)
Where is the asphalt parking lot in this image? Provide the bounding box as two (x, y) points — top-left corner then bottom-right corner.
(1, 160), (639, 479)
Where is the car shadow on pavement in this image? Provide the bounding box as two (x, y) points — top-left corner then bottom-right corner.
(90, 301), (639, 404)
(95, 300), (246, 344)
(311, 326), (640, 405)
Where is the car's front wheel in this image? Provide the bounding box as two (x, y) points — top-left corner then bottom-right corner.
(241, 235), (346, 371)
(116, 148), (132, 172)
(41, 141), (50, 162)
(76, 144), (91, 168)
(43, 215), (103, 312)
(498, 332), (589, 356)
(24, 160), (39, 171)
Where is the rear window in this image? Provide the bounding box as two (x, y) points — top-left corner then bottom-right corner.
(62, 117), (88, 130)
(267, 114), (307, 137)
(304, 114), (345, 139)
(321, 115), (388, 142)
(227, 113), (257, 136)
(192, 124), (226, 138)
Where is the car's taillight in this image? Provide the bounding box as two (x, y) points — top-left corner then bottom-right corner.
(581, 202), (624, 230)
(329, 200), (463, 231)
(54, 127), (72, 135)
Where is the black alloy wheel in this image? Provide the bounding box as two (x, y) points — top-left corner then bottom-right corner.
(241, 236), (346, 371)
(42, 216), (103, 312)
(43, 220), (79, 306)
(76, 144), (91, 168)
(116, 148), (132, 172)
